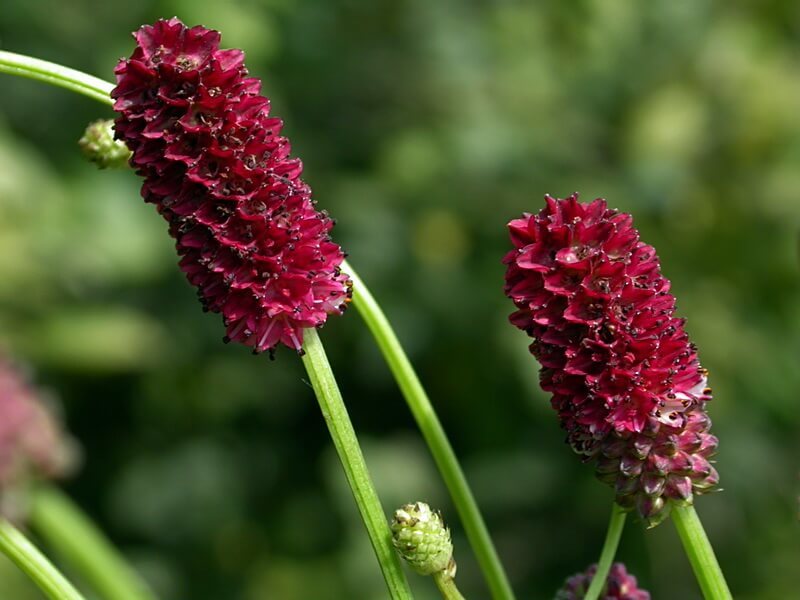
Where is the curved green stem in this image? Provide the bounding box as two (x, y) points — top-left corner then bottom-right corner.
(0, 52), (507, 598)
(345, 262), (515, 600)
(584, 503), (627, 600)
(672, 504), (732, 600)
(29, 487), (158, 600)
(432, 572), (467, 600)
(0, 519), (86, 600)
(0, 51), (114, 105)
(301, 328), (413, 599)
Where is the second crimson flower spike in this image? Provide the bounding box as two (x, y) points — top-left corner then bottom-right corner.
(504, 194), (719, 526)
(112, 18), (352, 356)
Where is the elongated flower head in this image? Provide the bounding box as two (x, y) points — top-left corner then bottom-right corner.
(504, 194), (719, 526)
(391, 501), (454, 576)
(555, 563), (650, 600)
(112, 18), (351, 355)
(0, 356), (75, 519)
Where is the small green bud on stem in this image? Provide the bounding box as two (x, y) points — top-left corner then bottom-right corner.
(78, 119), (131, 169)
(391, 502), (466, 600)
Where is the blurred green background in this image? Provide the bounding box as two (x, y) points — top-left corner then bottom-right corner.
(1, 1), (799, 598)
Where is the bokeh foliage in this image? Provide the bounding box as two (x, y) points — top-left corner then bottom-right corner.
(1, 1), (799, 598)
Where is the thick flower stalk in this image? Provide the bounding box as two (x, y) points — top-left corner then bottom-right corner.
(112, 18), (351, 355)
(0, 356), (74, 520)
(504, 194), (719, 526)
(555, 563), (650, 600)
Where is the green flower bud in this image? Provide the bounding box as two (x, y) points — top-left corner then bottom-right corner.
(391, 501), (454, 576)
(78, 119), (131, 169)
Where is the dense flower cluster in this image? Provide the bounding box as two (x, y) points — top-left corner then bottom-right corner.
(112, 18), (351, 355)
(0, 356), (74, 519)
(504, 194), (718, 525)
(555, 563), (650, 600)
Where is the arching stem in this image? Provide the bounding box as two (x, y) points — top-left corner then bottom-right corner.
(0, 51), (114, 104)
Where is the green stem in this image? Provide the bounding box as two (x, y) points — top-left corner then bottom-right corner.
(0, 51), (114, 105)
(584, 503), (627, 600)
(301, 328), (413, 599)
(432, 572), (467, 600)
(29, 487), (158, 600)
(345, 262), (515, 600)
(0, 52), (506, 598)
(672, 504), (732, 600)
(0, 519), (86, 600)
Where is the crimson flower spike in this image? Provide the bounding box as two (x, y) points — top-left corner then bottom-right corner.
(112, 18), (352, 356)
(504, 194), (719, 526)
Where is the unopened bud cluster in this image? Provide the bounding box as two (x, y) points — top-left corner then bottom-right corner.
(391, 501), (454, 576)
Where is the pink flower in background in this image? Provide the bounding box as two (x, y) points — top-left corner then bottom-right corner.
(0, 356), (75, 519)
(555, 563), (650, 600)
(112, 18), (351, 355)
(504, 194), (718, 525)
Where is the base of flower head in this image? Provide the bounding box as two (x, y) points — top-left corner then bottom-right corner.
(594, 407), (719, 528)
